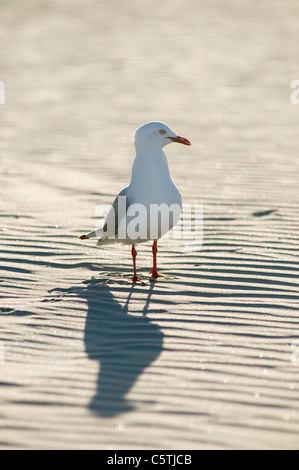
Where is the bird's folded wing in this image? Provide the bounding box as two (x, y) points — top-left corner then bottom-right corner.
(81, 186), (130, 241)
(101, 186), (130, 238)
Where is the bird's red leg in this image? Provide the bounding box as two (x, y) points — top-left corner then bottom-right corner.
(149, 240), (163, 279)
(131, 245), (145, 284)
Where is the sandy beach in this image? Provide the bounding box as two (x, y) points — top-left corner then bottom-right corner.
(1, 0), (299, 449)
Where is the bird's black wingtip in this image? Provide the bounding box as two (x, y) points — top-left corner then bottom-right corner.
(79, 234), (88, 240)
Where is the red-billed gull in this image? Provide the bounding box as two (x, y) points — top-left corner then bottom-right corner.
(79, 121), (191, 283)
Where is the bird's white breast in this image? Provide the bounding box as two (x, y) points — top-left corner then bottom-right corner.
(120, 148), (182, 243)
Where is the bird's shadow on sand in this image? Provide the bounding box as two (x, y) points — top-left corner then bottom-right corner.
(70, 277), (165, 417)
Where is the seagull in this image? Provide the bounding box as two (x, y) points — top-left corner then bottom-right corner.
(79, 121), (191, 283)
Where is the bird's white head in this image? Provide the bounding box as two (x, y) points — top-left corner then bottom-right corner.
(134, 121), (191, 152)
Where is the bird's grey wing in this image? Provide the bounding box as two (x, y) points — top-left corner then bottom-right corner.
(79, 187), (130, 241)
(100, 186), (130, 238)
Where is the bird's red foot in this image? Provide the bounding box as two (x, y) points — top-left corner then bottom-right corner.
(149, 269), (163, 280)
(130, 275), (146, 285)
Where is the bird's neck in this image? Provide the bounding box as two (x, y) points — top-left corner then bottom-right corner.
(130, 147), (171, 189)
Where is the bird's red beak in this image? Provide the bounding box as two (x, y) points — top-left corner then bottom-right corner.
(168, 135), (191, 146)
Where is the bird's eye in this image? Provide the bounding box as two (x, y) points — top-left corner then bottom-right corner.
(159, 129), (166, 134)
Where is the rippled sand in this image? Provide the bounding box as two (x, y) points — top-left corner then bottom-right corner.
(1, 0), (299, 449)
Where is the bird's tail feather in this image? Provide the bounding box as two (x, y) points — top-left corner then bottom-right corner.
(79, 230), (98, 240)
